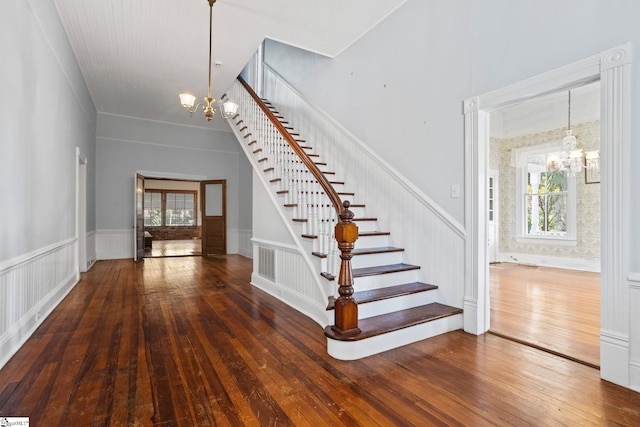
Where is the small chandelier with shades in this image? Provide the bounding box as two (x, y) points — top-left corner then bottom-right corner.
(179, 0), (238, 122)
(551, 89), (600, 177)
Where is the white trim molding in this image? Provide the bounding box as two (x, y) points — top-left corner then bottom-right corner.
(464, 43), (632, 388)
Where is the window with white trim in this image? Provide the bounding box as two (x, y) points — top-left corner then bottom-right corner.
(515, 144), (576, 244)
(144, 190), (196, 227)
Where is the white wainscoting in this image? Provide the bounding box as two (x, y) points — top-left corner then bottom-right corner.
(251, 238), (330, 327)
(96, 229), (133, 260)
(236, 229), (253, 258)
(86, 230), (97, 270)
(0, 238), (78, 369)
(629, 273), (640, 392)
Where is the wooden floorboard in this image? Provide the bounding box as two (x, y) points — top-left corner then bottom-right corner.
(1, 256), (638, 425)
(490, 263), (600, 367)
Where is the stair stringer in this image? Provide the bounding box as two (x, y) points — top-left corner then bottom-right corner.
(228, 120), (333, 328)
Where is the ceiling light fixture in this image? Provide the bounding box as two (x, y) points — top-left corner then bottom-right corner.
(555, 90), (599, 177)
(179, 0), (238, 122)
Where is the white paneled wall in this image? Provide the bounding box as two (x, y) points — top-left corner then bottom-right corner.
(0, 239), (78, 368)
(251, 239), (330, 327)
(96, 229), (134, 260)
(261, 66), (466, 306)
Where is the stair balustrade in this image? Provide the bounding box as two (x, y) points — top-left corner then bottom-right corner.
(226, 77), (360, 336)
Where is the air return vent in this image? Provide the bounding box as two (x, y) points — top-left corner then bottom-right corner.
(258, 247), (275, 281)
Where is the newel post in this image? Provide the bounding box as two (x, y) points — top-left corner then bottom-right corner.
(332, 201), (360, 336)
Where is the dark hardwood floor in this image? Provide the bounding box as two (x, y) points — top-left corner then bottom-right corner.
(0, 256), (638, 425)
(490, 263), (600, 368)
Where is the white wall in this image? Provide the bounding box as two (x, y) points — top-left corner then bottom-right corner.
(0, 0), (97, 368)
(95, 113), (252, 259)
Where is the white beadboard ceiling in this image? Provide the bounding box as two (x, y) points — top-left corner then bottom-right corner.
(53, 0), (407, 130)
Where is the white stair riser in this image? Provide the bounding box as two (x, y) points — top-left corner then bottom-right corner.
(326, 291), (438, 322)
(326, 314), (463, 360)
(351, 251), (404, 269)
(354, 269), (420, 291)
(353, 220), (377, 232)
(356, 234), (391, 248)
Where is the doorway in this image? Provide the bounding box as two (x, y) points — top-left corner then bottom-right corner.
(487, 83), (601, 366)
(463, 43), (631, 385)
(133, 172), (208, 259)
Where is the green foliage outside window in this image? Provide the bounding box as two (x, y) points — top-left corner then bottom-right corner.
(525, 154), (568, 236)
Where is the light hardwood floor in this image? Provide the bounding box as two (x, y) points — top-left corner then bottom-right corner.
(145, 239), (202, 257)
(1, 256), (637, 425)
(490, 262), (600, 368)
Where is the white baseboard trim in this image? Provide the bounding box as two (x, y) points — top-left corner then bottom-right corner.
(630, 358), (640, 393)
(497, 253), (600, 272)
(600, 329), (630, 387)
(251, 273), (329, 328)
(463, 297), (480, 335)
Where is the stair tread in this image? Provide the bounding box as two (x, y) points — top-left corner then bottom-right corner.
(327, 281), (438, 309)
(352, 246), (404, 256)
(324, 303), (462, 341)
(353, 263), (420, 277)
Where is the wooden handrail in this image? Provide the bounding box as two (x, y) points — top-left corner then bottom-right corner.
(236, 77), (360, 337)
(238, 77), (343, 215)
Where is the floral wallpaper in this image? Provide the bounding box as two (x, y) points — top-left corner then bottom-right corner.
(491, 120), (601, 262)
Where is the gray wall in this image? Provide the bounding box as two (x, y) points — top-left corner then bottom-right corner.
(263, 0), (640, 271)
(0, 0), (97, 262)
(96, 113), (252, 235)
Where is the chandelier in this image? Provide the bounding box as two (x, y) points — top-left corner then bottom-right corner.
(556, 90), (599, 177)
(179, 0), (238, 122)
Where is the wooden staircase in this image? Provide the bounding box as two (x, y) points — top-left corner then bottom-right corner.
(227, 78), (462, 360)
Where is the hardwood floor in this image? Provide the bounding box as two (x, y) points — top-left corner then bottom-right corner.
(1, 256), (638, 425)
(145, 239), (202, 257)
(490, 263), (600, 368)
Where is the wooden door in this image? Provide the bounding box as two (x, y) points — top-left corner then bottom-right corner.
(134, 173), (145, 261)
(201, 180), (226, 256)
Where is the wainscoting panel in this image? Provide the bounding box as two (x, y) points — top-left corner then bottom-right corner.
(86, 230), (97, 270)
(96, 229), (133, 260)
(251, 239), (329, 327)
(0, 239), (78, 369)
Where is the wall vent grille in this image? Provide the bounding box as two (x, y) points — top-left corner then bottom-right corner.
(258, 247), (275, 281)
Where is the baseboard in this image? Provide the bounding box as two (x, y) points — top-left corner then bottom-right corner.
(497, 253), (600, 272)
(600, 329), (630, 387)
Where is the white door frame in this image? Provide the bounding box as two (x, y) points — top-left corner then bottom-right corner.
(75, 147), (88, 277)
(487, 169), (498, 264)
(463, 43), (632, 387)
